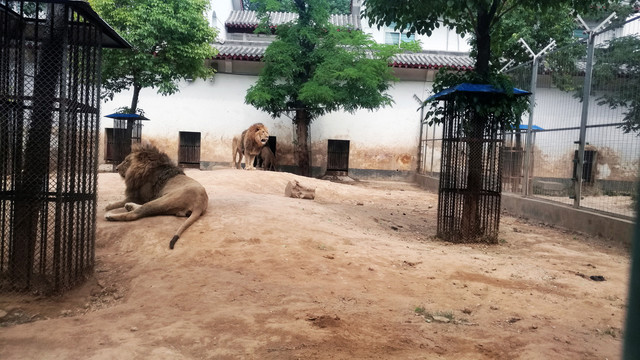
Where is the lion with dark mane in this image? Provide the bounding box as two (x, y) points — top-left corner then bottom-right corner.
(232, 123), (269, 170)
(105, 143), (208, 249)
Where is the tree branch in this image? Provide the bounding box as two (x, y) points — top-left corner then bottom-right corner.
(463, 0), (477, 26)
(492, 0), (520, 27)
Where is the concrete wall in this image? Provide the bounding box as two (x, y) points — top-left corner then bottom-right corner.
(416, 174), (635, 244)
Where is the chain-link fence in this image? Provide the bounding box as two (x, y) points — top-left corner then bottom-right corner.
(0, 1), (105, 293)
(420, 14), (640, 221)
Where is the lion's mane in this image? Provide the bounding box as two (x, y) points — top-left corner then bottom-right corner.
(243, 123), (269, 155)
(232, 123), (269, 170)
(120, 143), (185, 203)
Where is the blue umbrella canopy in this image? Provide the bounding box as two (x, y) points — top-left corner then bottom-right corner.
(427, 83), (531, 101)
(105, 113), (150, 120)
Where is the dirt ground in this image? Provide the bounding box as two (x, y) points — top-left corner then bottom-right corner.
(0, 168), (632, 359)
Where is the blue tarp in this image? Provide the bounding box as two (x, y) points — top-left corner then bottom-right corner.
(518, 124), (544, 130)
(105, 113), (150, 120)
(427, 83), (531, 101)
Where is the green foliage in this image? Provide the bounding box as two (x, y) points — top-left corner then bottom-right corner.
(362, 0), (604, 40)
(423, 70), (530, 130)
(363, 0), (608, 128)
(545, 42), (585, 92)
(245, 0), (398, 121)
(488, 4), (577, 69)
(593, 35), (640, 135)
(113, 106), (146, 117)
(541, 2), (640, 135)
(90, 0), (218, 101)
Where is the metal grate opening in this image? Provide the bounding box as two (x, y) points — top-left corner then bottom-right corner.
(326, 139), (349, 176)
(178, 131), (201, 168)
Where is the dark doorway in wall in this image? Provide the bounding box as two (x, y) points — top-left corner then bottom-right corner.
(255, 136), (277, 168)
(573, 149), (597, 184)
(179, 131), (201, 168)
(326, 139), (350, 176)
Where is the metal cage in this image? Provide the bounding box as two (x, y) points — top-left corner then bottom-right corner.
(0, 0), (128, 293)
(430, 84), (530, 243)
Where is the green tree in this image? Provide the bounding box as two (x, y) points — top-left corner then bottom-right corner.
(544, 4), (640, 135)
(90, 0), (217, 151)
(245, 0), (398, 176)
(363, 0), (607, 241)
(593, 34), (640, 135)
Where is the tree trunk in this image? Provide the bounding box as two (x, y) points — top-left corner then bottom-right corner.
(475, 7), (492, 79)
(124, 84), (141, 157)
(461, 112), (486, 240)
(459, 7), (493, 240)
(294, 109), (311, 177)
(10, 4), (66, 287)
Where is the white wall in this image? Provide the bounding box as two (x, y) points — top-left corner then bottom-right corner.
(100, 73), (432, 173)
(361, 21), (471, 52)
(208, 0), (233, 41)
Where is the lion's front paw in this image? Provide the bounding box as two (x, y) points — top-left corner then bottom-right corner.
(105, 213), (115, 221)
(124, 203), (140, 212)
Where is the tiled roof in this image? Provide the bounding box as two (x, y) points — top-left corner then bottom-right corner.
(214, 43), (267, 61)
(392, 52), (474, 70)
(225, 10), (361, 30)
(214, 43), (473, 70)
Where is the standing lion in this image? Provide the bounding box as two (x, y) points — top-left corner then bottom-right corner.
(232, 123), (269, 170)
(105, 143), (208, 249)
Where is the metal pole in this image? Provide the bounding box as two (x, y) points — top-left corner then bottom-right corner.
(573, 12), (616, 207)
(517, 38), (555, 197)
(414, 95), (424, 174)
(575, 34), (595, 208)
(523, 57), (538, 196)
(430, 124), (436, 177)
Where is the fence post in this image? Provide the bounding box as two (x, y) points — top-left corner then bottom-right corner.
(574, 12), (616, 208)
(414, 95), (424, 174)
(523, 57), (539, 196)
(574, 35), (595, 207)
(430, 125), (436, 177)
(519, 38), (555, 197)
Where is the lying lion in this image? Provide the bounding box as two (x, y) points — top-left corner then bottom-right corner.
(105, 143), (208, 249)
(232, 123), (269, 170)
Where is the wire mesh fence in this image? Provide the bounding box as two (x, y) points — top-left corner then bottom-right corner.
(0, 1), (104, 293)
(419, 13), (639, 221)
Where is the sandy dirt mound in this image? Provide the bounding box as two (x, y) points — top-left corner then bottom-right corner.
(0, 169), (631, 359)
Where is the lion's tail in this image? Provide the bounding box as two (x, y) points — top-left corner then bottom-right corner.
(169, 208), (205, 249)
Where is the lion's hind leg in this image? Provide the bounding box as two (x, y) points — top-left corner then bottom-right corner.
(105, 197), (174, 221)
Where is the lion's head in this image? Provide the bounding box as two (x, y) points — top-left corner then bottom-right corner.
(245, 123), (269, 153)
(116, 143), (181, 191)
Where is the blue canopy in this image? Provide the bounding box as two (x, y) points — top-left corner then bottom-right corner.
(519, 124), (544, 130)
(105, 113), (150, 120)
(427, 83), (531, 101)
